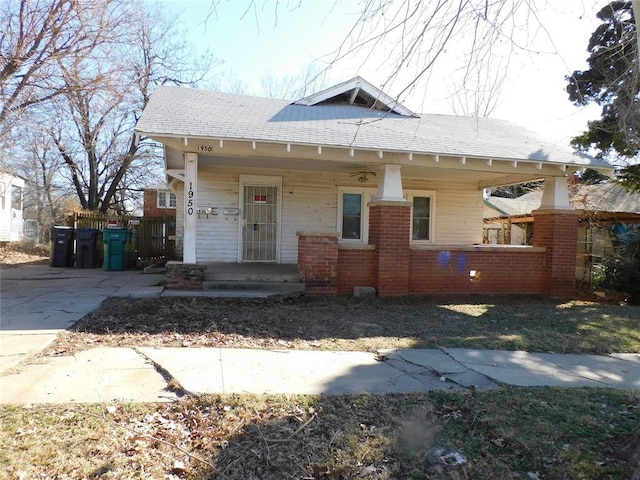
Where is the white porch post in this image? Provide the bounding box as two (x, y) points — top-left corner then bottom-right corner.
(183, 152), (198, 263)
(374, 164), (405, 201)
(539, 176), (572, 210)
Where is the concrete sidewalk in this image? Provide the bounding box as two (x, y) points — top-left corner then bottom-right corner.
(1, 265), (639, 404)
(1, 345), (638, 404)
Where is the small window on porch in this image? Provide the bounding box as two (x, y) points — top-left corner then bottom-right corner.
(412, 196), (431, 240)
(338, 187), (375, 242)
(407, 191), (435, 243)
(342, 193), (362, 239)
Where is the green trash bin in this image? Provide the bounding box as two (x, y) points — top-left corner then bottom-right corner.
(103, 228), (130, 271)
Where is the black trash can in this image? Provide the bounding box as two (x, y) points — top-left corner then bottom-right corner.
(76, 228), (103, 268)
(49, 226), (75, 267)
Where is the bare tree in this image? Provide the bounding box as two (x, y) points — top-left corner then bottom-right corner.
(321, 0), (554, 115)
(0, 0), (134, 144)
(5, 1), (216, 213)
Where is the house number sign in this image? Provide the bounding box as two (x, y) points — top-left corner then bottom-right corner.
(197, 145), (212, 153)
(187, 182), (194, 216)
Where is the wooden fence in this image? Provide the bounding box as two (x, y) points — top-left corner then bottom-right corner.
(67, 212), (176, 261)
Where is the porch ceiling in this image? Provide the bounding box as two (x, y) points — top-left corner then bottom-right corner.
(158, 136), (597, 189)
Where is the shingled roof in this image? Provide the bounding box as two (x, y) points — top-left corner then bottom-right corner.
(486, 183), (640, 217)
(136, 81), (612, 171)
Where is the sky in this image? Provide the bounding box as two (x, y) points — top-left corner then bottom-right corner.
(161, 0), (611, 147)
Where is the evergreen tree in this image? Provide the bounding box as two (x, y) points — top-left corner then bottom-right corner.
(566, 1), (640, 191)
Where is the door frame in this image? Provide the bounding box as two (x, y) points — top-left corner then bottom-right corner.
(237, 175), (283, 263)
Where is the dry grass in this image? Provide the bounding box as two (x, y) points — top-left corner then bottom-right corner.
(1, 388), (638, 479)
(42, 295), (640, 358)
(0, 242), (48, 266)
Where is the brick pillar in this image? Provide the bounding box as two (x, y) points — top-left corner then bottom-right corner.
(297, 231), (339, 295)
(165, 261), (205, 290)
(369, 200), (411, 296)
(533, 209), (579, 297)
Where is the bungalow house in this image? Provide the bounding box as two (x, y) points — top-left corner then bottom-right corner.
(0, 169), (25, 243)
(484, 182), (640, 286)
(135, 77), (614, 297)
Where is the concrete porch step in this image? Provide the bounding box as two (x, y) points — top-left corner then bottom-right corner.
(202, 263), (301, 283)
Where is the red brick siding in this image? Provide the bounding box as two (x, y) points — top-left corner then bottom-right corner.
(297, 234), (338, 295)
(409, 249), (546, 295)
(165, 262), (204, 290)
(533, 211), (579, 297)
(297, 209), (577, 299)
(337, 248), (377, 294)
(369, 203), (411, 296)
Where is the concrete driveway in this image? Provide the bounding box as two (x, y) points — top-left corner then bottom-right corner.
(0, 264), (164, 372)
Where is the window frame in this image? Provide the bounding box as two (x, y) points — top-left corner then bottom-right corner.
(157, 190), (177, 209)
(406, 190), (436, 244)
(337, 186), (376, 243)
(10, 185), (22, 211)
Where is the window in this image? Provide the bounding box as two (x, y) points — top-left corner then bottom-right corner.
(342, 193), (362, 239)
(407, 191), (435, 242)
(157, 190), (176, 208)
(412, 196), (431, 240)
(0, 182), (5, 210)
(11, 185), (22, 211)
(337, 187), (375, 242)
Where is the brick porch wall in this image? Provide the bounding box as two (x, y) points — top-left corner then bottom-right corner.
(297, 207), (578, 298)
(337, 246), (377, 295)
(297, 232), (339, 295)
(408, 247), (546, 295)
(165, 261), (205, 290)
(331, 245), (547, 295)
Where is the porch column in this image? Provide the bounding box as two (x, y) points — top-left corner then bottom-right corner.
(369, 200), (411, 296)
(533, 176), (578, 297)
(183, 152), (198, 263)
(374, 164), (405, 201)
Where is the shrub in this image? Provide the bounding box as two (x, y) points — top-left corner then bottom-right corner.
(594, 239), (640, 303)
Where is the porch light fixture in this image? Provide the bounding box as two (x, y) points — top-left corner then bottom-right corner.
(350, 170), (377, 183)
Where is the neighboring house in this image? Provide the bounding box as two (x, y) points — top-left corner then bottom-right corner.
(135, 76), (614, 297)
(0, 170), (25, 243)
(143, 185), (177, 218)
(484, 182), (640, 285)
(483, 191), (540, 245)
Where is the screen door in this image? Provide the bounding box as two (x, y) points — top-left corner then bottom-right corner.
(242, 185), (278, 262)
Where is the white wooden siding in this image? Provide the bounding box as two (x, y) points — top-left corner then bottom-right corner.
(193, 166), (337, 263)
(433, 186), (484, 244)
(196, 170), (241, 262)
(281, 179), (336, 262)
(178, 165), (484, 262)
(0, 172), (24, 242)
